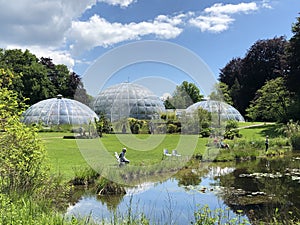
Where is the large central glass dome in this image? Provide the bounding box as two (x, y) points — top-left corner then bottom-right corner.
(22, 95), (99, 125)
(93, 82), (165, 121)
(186, 100), (245, 122)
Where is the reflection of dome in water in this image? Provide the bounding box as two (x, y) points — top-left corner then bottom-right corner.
(22, 95), (99, 125)
(93, 83), (165, 121)
(186, 100), (245, 122)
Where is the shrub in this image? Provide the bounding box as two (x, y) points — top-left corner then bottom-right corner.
(291, 132), (300, 150)
(96, 177), (126, 195)
(224, 129), (241, 139)
(0, 117), (48, 194)
(71, 166), (99, 185)
(199, 128), (211, 137)
(167, 124), (177, 133)
(226, 120), (238, 130)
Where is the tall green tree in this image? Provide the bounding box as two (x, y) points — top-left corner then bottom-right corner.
(40, 57), (90, 104)
(0, 68), (48, 193)
(286, 15), (300, 120)
(209, 82), (233, 105)
(286, 15), (300, 95)
(246, 77), (291, 122)
(0, 49), (90, 106)
(0, 49), (54, 105)
(219, 37), (288, 116)
(165, 81), (203, 109)
(219, 58), (243, 112)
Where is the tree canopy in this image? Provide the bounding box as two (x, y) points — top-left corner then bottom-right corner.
(246, 77), (291, 122)
(219, 37), (288, 117)
(209, 82), (233, 105)
(0, 49), (89, 106)
(164, 81), (203, 109)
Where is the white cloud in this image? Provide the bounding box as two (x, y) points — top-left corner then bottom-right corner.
(0, 0), (97, 67)
(261, 0), (273, 9)
(189, 14), (234, 33)
(0, 0), (96, 47)
(68, 14), (183, 55)
(156, 14), (186, 26)
(189, 2), (259, 33)
(0, 0), (272, 66)
(204, 2), (258, 15)
(98, 0), (136, 8)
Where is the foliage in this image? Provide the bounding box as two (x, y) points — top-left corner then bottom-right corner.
(223, 120), (240, 139)
(246, 77), (291, 122)
(199, 128), (212, 137)
(0, 68), (27, 122)
(224, 129), (241, 140)
(0, 49), (89, 105)
(71, 166), (100, 185)
(167, 123), (177, 133)
(94, 113), (112, 137)
(193, 205), (249, 225)
(160, 110), (177, 120)
(96, 177), (126, 195)
(0, 71), (71, 223)
(220, 37), (288, 116)
(164, 81), (203, 109)
(128, 118), (142, 134)
(226, 119), (238, 130)
(0, 117), (49, 194)
(0, 75), (49, 194)
(181, 108), (211, 135)
(283, 120), (300, 138)
(286, 15), (300, 96)
(209, 82), (233, 105)
(290, 132), (300, 150)
(286, 15), (300, 121)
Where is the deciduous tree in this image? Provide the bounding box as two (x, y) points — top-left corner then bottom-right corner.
(246, 77), (291, 122)
(165, 81), (203, 109)
(219, 37), (288, 116)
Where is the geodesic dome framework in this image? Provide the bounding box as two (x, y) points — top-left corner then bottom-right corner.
(92, 83), (165, 121)
(186, 100), (245, 122)
(22, 95), (99, 125)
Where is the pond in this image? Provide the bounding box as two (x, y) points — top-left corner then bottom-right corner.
(66, 153), (300, 224)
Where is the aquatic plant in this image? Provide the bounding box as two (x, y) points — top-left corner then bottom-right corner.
(193, 205), (250, 225)
(71, 166), (100, 185)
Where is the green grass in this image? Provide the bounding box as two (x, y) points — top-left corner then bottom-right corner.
(238, 123), (282, 140)
(40, 132), (209, 181)
(40, 123), (288, 181)
(39, 132), (87, 180)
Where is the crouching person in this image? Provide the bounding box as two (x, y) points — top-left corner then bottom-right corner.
(220, 139), (230, 149)
(119, 148), (130, 164)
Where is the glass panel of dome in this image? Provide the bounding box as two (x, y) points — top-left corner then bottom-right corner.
(93, 83), (165, 121)
(22, 96), (98, 126)
(186, 100), (244, 122)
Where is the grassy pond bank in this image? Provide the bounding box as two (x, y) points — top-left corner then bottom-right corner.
(35, 122), (300, 224)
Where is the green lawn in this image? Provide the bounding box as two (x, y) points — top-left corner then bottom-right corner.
(40, 132), (87, 180)
(238, 122), (280, 139)
(40, 123), (282, 181)
(39, 132), (208, 180)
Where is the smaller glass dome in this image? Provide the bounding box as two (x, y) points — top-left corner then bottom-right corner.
(22, 95), (99, 125)
(186, 100), (245, 122)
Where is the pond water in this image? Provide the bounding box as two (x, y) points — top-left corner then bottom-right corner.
(66, 153), (300, 224)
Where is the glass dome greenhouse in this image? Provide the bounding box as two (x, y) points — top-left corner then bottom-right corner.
(22, 95), (99, 125)
(186, 100), (245, 122)
(92, 83), (165, 121)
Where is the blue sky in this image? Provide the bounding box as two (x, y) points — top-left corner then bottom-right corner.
(0, 0), (299, 97)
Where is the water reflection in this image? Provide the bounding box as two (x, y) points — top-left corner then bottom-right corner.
(216, 154), (300, 224)
(67, 154), (300, 224)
